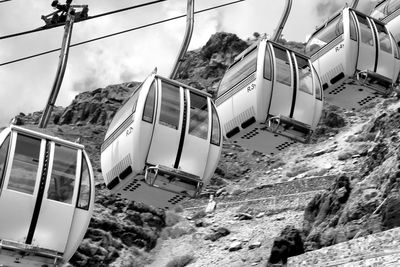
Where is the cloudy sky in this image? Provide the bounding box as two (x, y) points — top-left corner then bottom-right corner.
(0, 0), (350, 127)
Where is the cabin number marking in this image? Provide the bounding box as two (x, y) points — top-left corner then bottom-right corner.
(247, 83), (256, 92)
(335, 43), (344, 52)
(126, 126), (133, 136)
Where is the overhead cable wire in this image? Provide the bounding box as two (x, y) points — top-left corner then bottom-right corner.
(0, 0), (12, 3)
(0, 0), (167, 40)
(0, 0), (245, 67)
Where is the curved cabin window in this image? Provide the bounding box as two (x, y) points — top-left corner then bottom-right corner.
(217, 48), (257, 98)
(160, 81), (180, 130)
(8, 134), (41, 195)
(264, 46), (272, 80)
(296, 55), (313, 95)
(357, 14), (374, 46)
(371, 0), (400, 19)
(47, 145), (77, 204)
(77, 155), (91, 210)
(188, 92), (208, 140)
(0, 135), (10, 188)
(305, 14), (344, 55)
(211, 104), (221, 146)
(273, 46), (292, 86)
(375, 22), (392, 53)
(142, 81), (156, 123)
(313, 66), (323, 100)
(104, 84), (142, 140)
(350, 13), (358, 41)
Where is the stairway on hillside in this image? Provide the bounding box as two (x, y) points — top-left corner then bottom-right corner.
(288, 227), (400, 266)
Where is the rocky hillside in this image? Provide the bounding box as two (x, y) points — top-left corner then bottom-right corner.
(13, 32), (400, 266)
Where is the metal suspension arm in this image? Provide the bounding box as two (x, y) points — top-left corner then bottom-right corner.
(169, 0), (194, 79)
(39, 9), (75, 128)
(271, 0), (292, 42)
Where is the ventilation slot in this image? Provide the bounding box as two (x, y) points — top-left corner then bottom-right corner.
(241, 128), (260, 140)
(168, 194), (187, 205)
(227, 127), (240, 138)
(123, 179), (142, 192)
(119, 166), (133, 180)
(107, 177), (120, 190)
(105, 154), (132, 184)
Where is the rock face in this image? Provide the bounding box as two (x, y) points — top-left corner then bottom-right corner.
(267, 226), (304, 265)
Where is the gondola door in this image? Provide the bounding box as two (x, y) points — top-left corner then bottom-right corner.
(178, 91), (210, 177)
(268, 45), (294, 118)
(373, 20), (394, 78)
(355, 13), (377, 72)
(291, 54), (315, 125)
(33, 142), (79, 252)
(0, 133), (44, 245)
(146, 80), (183, 169)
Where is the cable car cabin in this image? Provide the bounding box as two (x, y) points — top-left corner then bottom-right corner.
(0, 125), (94, 266)
(371, 0), (400, 45)
(215, 38), (323, 156)
(100, 73), (222, 210)
(305, 7), (400, 111)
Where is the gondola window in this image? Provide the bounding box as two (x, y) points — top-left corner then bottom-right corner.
(8, 134), (40, 194)
(273, 46), (292, 86)
(211, 105), (221, 146)
(357, 15), (374, 46)
(188, 92), (208, 139)
(375, 22), (392, 53)
(47, 145), (77, 204)
(77, 156), (90, 209)
(160, 81), (180, 130)
(296, 55), (313, 95)
(0, 135), (10, 188)
(143, 81), (156, 123)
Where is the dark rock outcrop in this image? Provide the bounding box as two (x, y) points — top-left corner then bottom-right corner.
(267, 226), (304, 265)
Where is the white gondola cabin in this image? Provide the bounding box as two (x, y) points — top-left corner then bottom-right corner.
(306, 7), (400, 110)
(0, 125), (94, 266)
(371, 0), (400, 44)
(101, 72), (222, 210)
(215, 37), (323, 156)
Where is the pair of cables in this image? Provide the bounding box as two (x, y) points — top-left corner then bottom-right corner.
(0, 0), (245, 66)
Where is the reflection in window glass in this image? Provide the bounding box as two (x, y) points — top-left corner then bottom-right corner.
(375, 22), (392, 53)
(296, 55), (313, 95)
(305, 15), (344, 55)
(8, 134), (40, 194)
(273, 46), (292, 86)
(211, 104), (221, 146)
(47, 145), (77, 204)
(143, 81), (156, 123)
(313, 67), (323, 100)
(189, 92), (208, 140)
(105, 84), (142, 139)
(218, 48), (257, 97)
(77, 156), (90, 210)
(264, 46), (272, 80)
(0, 135), (10, 187)
(160, 82), (180, 129)
(371, 0), (400, 19)
(357, 15), (374, 46)
(350, 14), (357, 41)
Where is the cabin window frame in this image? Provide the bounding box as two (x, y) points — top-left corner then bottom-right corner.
(273, 45), (292, 87)
(372, 0), (400, 19)
(349, 12), (358, 41)
(355, 13), (375, 47)
(188, 92), (209, 140)
(46, 144), (78, 205)
(217, 47), (258, 98)
(159, 80), (181, 130)
(210, 103), (221, 146)
(295, 54), (314, 95)
(305, 14), (344, 55)
(264, 45), (273, 80)
(7, 134), (41, 195)
(76, 154), (91, 210)
(0, 134), (11, 192)
(142, 81), (157, 123)
(374, 21), (393, 54)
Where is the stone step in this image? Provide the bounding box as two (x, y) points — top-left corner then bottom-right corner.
(288, 227), (400, 266)
(182, 174), (338, 208)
